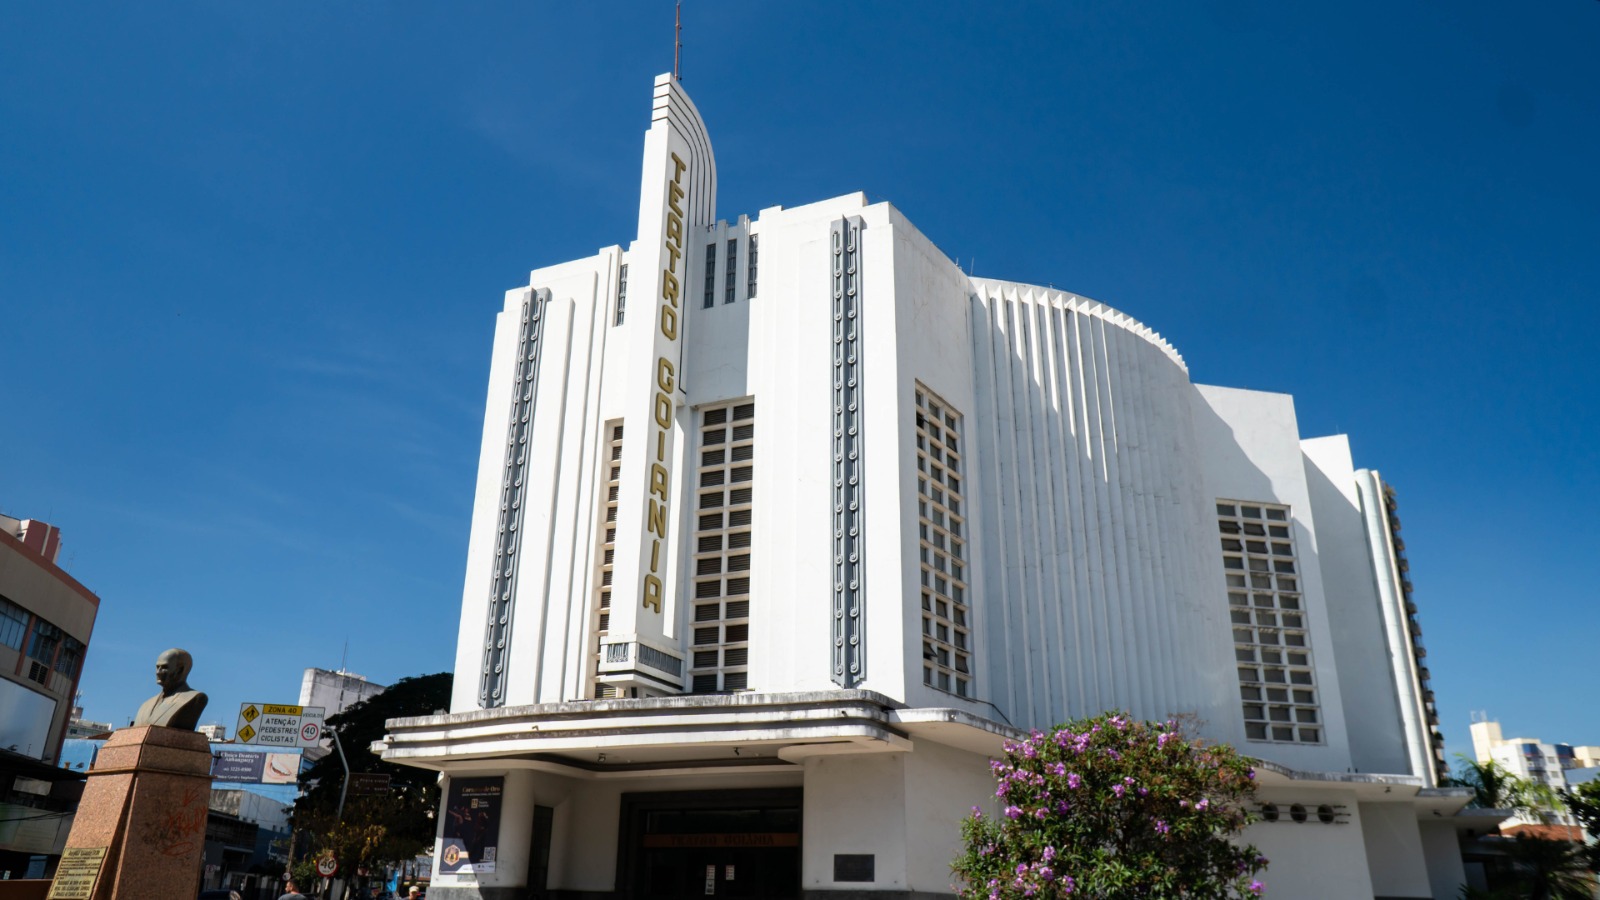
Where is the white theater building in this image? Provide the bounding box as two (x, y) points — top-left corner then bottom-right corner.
(380, 73), (1481, 899)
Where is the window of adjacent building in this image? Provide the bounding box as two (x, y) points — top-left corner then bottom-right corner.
(0, 595), (26, 650)
(592, 422), (624, 699)
(746, 234), (759, 298)
(703, 242), (717, 309)
(27, 619), (60, 666)
(689, 402), (754, 693)
(725, 238), (738, 304)
(615, 263), (628, 326)
(916, 387), (971, 697)
(55, 636), (83, 679)
(1217, 501), (1322, 743)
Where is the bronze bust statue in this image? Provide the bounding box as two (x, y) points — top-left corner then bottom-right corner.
(131, 648), (208, 731)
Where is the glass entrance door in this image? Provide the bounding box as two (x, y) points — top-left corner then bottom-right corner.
(621, 789), (801, 900)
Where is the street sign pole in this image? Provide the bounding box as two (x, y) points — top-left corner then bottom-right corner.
(332, 727), (350, 823)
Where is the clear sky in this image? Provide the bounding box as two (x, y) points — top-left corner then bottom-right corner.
(2, 3), (1596, 762)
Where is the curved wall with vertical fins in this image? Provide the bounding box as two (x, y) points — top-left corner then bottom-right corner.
(967, 278), (1236, 732)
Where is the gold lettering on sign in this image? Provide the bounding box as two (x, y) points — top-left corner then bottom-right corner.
(641, 151), (688, 614)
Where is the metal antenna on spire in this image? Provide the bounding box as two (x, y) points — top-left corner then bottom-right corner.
(674, 1), (683, 81)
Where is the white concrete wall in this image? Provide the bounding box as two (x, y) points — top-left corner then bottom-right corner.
(1359, 801), (1433, 899)
(1301, 439), (1414, 777)
(903, 741), (994, 894)
(1243, 788), (1374, 900)
(1191, 385), (1354, 773)
(803, 754), (910, 893)
(968, 281), (1234, 733)
(1419, 819), (1468, 900)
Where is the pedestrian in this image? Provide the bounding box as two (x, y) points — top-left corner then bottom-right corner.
(278, 881), (308, 900)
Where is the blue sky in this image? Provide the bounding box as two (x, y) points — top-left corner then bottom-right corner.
(2, 3), (1596, 762)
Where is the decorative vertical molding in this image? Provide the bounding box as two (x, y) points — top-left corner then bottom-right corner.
(479, 288), (550, 708)
(831, 217), (866, 686)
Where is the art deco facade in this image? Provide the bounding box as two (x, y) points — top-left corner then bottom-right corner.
(383, 75), (1476, 900)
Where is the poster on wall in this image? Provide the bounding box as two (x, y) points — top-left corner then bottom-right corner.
(440, 777), (502, 875)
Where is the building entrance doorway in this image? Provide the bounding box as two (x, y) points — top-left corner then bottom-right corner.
(620, 788), (801, 900)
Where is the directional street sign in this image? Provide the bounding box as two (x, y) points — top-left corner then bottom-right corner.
(235, 703), (326, 748)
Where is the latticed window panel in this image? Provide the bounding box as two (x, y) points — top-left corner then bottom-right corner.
(689, 402), (755, 693)
(1217, 501), (1322, 743)
(916, 388), (971, 697)
(592, 423), (623, 700)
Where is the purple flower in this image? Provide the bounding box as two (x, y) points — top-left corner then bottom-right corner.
(1042, 846), (1056, 862)
(1038, 866), (1054, 881)
(1067, 773), (1082, 789)
(1112, 784), (1126, 798)
(1005, 805), (1022, 819)
(1249, 880), (1264, 895)
(1034, 807), (1048, 820)
(1154, 819), (1170, 834)
(1196, 798), (1209, 811)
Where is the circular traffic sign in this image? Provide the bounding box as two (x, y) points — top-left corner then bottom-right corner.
(301, 722), (321, 743)
(315, 854), (339, 877)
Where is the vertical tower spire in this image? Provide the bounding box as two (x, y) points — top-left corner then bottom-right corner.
(674, 1), (682, 81)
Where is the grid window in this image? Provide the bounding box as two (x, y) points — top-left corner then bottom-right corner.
(916, 387), (972, 698)
(688, 402), (754, 693)
(55, 636), (84, 679)
(28, 619), (61, 666)
(592, 423), (624, 699)
(1218, 501), (1321, 744)
(703, 242), (717, 309)
(615, 263), (628, 325)
(725, 238), (737, 304)
(0, 596), (26, 650)
(746, 234), (759, 298)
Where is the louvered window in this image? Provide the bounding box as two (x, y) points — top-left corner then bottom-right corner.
(592, 423), (624, 699)
(1218, 501), (1322, 743)
(688, 402), (755, 693)
(916, 387), (972, 697)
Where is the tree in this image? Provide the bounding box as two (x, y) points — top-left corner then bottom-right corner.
(1559, 780), (1600, 873)
(292, 672), (452, 891)
(1446, 756), (1564, 823)
(1496, 835), (1594, 900)
(953, 711), (1267, 899)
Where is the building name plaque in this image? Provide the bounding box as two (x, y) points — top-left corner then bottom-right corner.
(47, 847), (107, 900)
(642, 832), (800, 849)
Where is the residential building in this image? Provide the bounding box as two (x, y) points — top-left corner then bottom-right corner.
(1469, 717), (1599, 793)
(300, 666), (387, 718)
(0, 513), (98, 878)
(381, 73), (1478, 900)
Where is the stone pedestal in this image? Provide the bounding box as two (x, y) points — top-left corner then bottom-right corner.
(57, 726), (212, 900)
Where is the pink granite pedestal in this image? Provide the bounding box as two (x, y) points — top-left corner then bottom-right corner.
(56, 726), (212, 900)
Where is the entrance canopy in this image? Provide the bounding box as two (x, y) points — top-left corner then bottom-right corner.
(377, 690), (1021, 778)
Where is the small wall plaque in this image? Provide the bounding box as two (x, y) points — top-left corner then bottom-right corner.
(833, 853), (875, 883)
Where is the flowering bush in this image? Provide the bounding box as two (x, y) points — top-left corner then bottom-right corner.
(953, 712), (1268, 898)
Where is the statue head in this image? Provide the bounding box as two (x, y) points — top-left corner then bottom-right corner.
(154, 648), (193, 692)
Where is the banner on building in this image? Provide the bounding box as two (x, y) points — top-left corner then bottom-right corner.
(439, 777), (502, 874)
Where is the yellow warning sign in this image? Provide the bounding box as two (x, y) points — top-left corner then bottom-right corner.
(237, 724), (256, 743)
(241, 705), (259, 723)
(263, 704), (303, 716)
